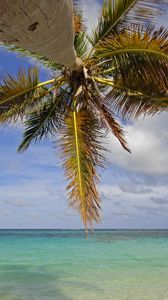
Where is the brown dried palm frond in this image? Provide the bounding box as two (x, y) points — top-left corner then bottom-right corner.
(0, 67), (39, 107)
(74, 14), (84, 34)
(91, 27), (168, 94)
(94, 26), (168, 60)
(94, 76), (168, 119)
(60, 107), (105, 230)
(0, 67), (40, 123)
(108, 89), (168, 119)
(89, 88), (131, 152)
(0, 67), (49, 123)
(73, 3), (85, 34)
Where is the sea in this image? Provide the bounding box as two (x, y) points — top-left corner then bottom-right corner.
(0, 229), (168, 300)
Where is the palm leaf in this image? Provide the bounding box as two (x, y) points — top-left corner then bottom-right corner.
(73, 5), (88, 59)
(108, 90), (168, 119)
(3, 45), (62, 70)
(0, 86), (58, 124)
(88, 0), (136, 47)
(73, 5), (85, 34)
(89, 87), (131, 152)
(74, 32), (88, 59)
(94, 27), (168, 94)
(18, 88), (70, 152)
(94, 76), (168, 118)
(0, 67), (56, 123)
(0, 67), (39, 102)
(60, 107), (105, 230)
(88, 0), (167, 48)
(0, 67), (39, 122)
(95, 27), (168, 61)
(108, 87), (168, 119)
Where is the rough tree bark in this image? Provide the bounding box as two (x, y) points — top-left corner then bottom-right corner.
(0, 0), (82, 70)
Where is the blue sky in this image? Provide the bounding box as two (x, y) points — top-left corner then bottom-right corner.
(0, 0), (168, 229)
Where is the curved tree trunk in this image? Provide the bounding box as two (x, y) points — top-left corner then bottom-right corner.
(0, 0), (81, 69)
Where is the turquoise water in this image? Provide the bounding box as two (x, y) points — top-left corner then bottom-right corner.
(0, 230), (168, 300)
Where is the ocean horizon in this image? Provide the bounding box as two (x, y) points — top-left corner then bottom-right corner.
(0, 229), (168, 299)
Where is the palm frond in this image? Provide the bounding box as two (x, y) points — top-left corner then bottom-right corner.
(3, 45), (62, 70)
(0, 67), (57, 123)
(73, 4), (88, 59)
(88, 0), (167, 48)
(0, 67), (39, 122)
(108, 89), (168, 119)
(60, 107), (105, 230)
(94, 77), (168, 118)
(95, 26), (168, 61)
(93, 27), (168, 95)
(0, 67), (39, 104)
(88, 0), (136, 47)
(0, 87), (53, 123)
(74, 32), (88, 59)
(89, 87), (131, 152)
(73, 5), (85, 34)
(18, 88), (71, 152)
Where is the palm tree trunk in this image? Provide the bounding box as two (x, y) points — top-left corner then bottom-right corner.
(0, 0), (82, 69)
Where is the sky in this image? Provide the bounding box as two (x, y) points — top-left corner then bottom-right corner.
(0, 0), (168, 229)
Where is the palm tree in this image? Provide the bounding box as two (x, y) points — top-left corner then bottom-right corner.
(0, 0), (168, 231)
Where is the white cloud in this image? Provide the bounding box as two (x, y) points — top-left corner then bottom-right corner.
(79, 0), (101, 32)
(107, 112), (168, 175)
(0, 208), (10, 216)
(118, 183), (153, 194)
(6, 199), (33, 207)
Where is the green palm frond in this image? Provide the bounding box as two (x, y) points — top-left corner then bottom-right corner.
(18, 88), (71, 152)
(4, 45), (62, 70)
(74, 32), (88, 59)
(88, 0), (136, 47)
(60, 107), (105, 230)
(88, 0), (167, 48)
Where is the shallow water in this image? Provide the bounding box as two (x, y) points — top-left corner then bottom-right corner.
(0, 229), (168, 300)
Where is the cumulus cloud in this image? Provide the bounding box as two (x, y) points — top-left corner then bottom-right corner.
(150, 197), (168, 205)
(29, 212), (38, 220)
(99, 184), (121, 200)
(107, 113), (168, 176)
(118, 183), (153, 194)
(0, 208), (10, 216)
(6, 199), (33, 207)
(133, 204), (168, 216)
